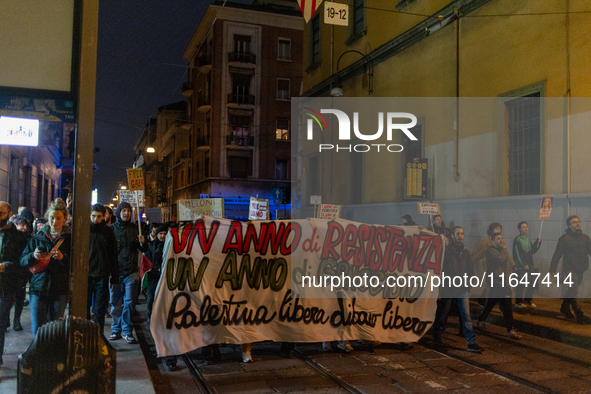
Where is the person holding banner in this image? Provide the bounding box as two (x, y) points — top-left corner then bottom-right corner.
(550, 215), (591, 324)
(512, 222), (541, 309)
(109, 202), (147, 344)
(88, 204), (119, 333)
(145, 225), (168, 320)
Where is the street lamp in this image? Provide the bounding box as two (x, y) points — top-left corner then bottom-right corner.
(146, 147), (155, 153)
(120, 185), (127, 190)
(331, 50), (373, 97)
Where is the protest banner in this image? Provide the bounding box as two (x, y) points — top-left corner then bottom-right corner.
(417, 202), (440, 215)
(317, 204), (341, 219)
(119, 190), (145, 207)
(248, 197), (269, 220)
(150, 217), (443, 357)
(177, 199), (224, 221)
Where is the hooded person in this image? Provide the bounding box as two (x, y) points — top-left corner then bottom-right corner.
(109, 202), (147, 344)
(144, 225), (168, 320)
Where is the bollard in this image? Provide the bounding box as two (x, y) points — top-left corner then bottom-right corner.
(17, 316), (116, 394)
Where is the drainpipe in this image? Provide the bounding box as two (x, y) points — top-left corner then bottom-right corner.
(453, 9), (461, 182)
(566, 0), (572, 215)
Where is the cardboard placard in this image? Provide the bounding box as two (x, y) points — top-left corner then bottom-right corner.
(177, 198), (224, 221)
(317, 204), (341, 219)
(249, 197), (270, 220)
(126, 168), (145, 191)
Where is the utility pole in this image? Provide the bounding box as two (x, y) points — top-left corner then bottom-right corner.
(70, 0), (99, 318)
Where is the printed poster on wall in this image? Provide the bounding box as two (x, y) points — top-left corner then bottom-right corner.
(150, 217), (444, 357)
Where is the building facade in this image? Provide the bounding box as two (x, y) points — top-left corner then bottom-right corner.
(181, 0), (303, 219)
(299, 0), (591, 296)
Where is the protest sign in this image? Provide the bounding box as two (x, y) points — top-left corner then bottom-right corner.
(126, 168), (145, 191)
(248, 197), (270, 220)
(317, 204), (341, 219)
(177, 199), (224, 221)
(417, 202), (440, 215)
(119, 190), (145, 207)
(538, 195), (553, 220)
(150, 217), (443, 357)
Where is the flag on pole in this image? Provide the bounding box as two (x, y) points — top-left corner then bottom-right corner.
(297, 0), (323, 23)
(140, 254), (153, 291)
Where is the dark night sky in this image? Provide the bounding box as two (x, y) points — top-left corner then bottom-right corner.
(93, 0), (247, 204)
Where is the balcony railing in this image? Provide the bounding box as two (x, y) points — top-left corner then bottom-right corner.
(228, 51), (256, 64)
(227, 93), (255, 105)
(226, 135), (254, 147)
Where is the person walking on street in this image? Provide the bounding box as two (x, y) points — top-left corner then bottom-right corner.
(144, 225), (167, 321)
(21, 198), (71, 335)
(0, 202), (28, 365)
(109, 202), (147, 344)
(89, 204), (119, 333)
(512, 221), (541, 309)
(432, 226), (483, 353)
(477, 233), (522, 339)
(550, 215), (591, 324)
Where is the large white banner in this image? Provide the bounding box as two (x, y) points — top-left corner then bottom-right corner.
(151, 217), (444, 357)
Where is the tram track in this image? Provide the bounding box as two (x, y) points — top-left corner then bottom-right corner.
(418, 341), (554, 393)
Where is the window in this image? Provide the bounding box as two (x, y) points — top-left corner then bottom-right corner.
(229, 156), (249, 178)
(276, 159), (289, 180)
(277, 79), (290, 100)
(278, 38), (291, 60)
(353, 0), (365, 36)
(506, 93), (541, 196)
(311, 16), (320, 66)
(229, 116), (251, 145)
(276, 118), (290, 140)
(233, 34), (251, 54)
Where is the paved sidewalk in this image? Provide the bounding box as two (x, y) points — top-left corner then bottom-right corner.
(0, 299), (155, 393)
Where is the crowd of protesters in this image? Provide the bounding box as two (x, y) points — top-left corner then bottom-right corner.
(0, 200), (589, 367)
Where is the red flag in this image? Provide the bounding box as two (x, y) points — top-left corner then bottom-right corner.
(140, 254), (153, 291)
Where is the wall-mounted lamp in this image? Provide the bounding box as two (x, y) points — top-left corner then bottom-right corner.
(146, 147), (155, 153)
(331, 50), (373, 97)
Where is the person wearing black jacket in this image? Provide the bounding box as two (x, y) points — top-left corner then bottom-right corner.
(0, 202), (28, 365)
(20, 198), (71, 335)
(144, 225), (167, 321)
(550, 215), (591, 323)
(109, 202), (147, 344)
(89, 204), (119, 333)
(432, 226), (483, 353)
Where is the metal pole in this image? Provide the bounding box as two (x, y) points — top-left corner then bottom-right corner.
(70, 0), (99, 318)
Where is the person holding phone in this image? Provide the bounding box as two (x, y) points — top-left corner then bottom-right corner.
(21, 198), (71, 334)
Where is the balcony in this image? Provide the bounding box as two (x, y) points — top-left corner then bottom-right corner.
(181, 82), (193, 97)
(197, 96), (211, 113)
(228, 51), (256, 64)
(226, 135), (254, 147)
(197, 53), (212, 73)
(196, 136), (210, 151)
(227, 93), (255, 106)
